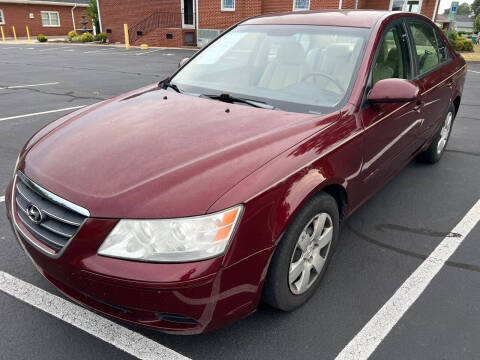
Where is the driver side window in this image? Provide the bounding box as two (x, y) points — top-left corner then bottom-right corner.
(372, 25), (411, 85)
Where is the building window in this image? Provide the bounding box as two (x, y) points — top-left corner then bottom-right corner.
(0, 9), (5, 25)
(221, 0), (235, 11)
(390, 0), (421, 13)
(40, 11), (60, 27)
(293, 0), (310, 11)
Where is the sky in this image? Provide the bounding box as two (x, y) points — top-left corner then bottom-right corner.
(438, 0), (474, 14)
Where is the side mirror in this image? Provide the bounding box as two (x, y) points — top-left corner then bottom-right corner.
(179, 57), (190, 68)
(368, 78), (419, 103)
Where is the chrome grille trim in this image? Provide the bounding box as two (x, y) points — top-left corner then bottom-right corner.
(17, 172), (90, 217)
(13, 172), (89, 256)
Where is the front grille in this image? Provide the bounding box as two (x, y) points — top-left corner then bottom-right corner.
(15, 172), (87, 251)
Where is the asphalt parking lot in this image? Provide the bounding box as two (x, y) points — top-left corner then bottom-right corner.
(0, 43), (479, 360)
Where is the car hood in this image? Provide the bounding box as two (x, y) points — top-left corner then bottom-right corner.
(21, 85), (338, 218)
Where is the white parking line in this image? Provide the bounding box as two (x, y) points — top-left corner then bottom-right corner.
(38, 47), (73, 52)
(0, 196), (4, 203)
(83, 48), (114, 54)
(335, 199), (480, 360)
(0, 105), (85, 122)
(468, 70), (480, 74)
(0, 82), (59, 90)
(135, 49), (162, 56)
(123, 50), (143, 56)
(0, 271), (189, 360)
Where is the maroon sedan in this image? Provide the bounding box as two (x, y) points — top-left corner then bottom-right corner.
(5, 10), (465, 334)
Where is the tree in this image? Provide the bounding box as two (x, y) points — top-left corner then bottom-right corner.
(474, 14), (480, 33)
(457, 2), (472, 15)
(85, 0), (100, 34)
(472, 0), (480, 17)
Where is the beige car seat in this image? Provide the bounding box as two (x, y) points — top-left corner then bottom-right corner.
(258, 42), (306, 90)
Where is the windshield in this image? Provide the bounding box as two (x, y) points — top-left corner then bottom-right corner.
(171, 24), (369, 114)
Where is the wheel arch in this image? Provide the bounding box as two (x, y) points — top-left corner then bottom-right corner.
(272, 177), (349, 247)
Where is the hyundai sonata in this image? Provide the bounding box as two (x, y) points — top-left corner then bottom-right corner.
(5, 10), (465, 334)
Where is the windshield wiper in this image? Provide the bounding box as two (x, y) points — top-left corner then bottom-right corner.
(158, 79), (182, 93)
(200, 93), (275, 110)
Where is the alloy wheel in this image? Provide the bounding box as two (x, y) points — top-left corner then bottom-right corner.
(437, 111), (453, 155)
(288, 213), (333, 295)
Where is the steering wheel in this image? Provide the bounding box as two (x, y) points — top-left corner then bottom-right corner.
(301, 72), (345, 94)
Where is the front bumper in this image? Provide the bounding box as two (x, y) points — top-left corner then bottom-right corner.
(5, 179), (272, 334)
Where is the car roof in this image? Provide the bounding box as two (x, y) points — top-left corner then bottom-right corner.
(242, 10), (391, 29)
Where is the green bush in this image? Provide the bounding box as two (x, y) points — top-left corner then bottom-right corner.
(68, 30), (78, 41)
(454, 37), (473, 51)
(455, 39), (465, 51)
(80, 32), (94, 42)
(37, 34), (48, 42)
(443, 29), (458, 46)
(71, 35), (82, 42)
(458, 31), (473, 36)
(94, 32), (108, 43)
(463, 39), (474, 51)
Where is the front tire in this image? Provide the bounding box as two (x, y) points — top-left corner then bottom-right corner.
(417, 104), (455, 164)
(263, 192), (339, 311)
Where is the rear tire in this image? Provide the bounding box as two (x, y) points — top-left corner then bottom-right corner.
(263, 192), (339, 311)
(417, 104), (455, 164)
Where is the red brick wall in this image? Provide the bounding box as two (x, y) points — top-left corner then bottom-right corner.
(0, 3), (86, 38)
(355, 0), (437, 19)
(357, 0), (386, 9)
(98, 0), (181, 44)
(263, 0), (340, 13)
(198, 0), (262, 29)
(132, 28), (195, 47)
(420, 0), (437, 20)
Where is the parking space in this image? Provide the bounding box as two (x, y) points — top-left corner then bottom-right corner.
(0, 43), (479, 360)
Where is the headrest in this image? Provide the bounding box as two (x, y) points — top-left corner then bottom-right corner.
(277, 42), (305, 64)
(387, 47), (398, 62)
(377, 42), (389, 62)
(326, 44), (351, 59)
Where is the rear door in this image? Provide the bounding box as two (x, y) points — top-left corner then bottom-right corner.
(358, 20), (422, 193)
(406, 19), (455, 143)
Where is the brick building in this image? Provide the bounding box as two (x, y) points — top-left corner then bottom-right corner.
(0, 0), (88, 39)
(97, 0), (441, 47)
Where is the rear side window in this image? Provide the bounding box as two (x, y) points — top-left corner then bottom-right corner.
(408, 21), (440, 75)
(435, 31), (450, 63)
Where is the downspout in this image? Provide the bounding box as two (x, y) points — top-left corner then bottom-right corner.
(338, 0), (343, 9)
(96, 0), (103, 33)
(195, 0), (199, 46)
(432, 0), (440, 21)
(71, 4), (77, 31)
(354, 0), (358, 9)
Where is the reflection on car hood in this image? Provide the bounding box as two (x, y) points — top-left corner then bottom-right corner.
(22, 85), (337, 218)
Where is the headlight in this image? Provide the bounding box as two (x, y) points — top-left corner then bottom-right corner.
(13, 153), (21, 177)
(98, 205), (243, 262)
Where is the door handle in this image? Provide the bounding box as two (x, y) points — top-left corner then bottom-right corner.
(447, 79), (454, 88)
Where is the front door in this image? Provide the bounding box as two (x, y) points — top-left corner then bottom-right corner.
(181, 0), (194, 29)
(359, 21), (423, 195)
